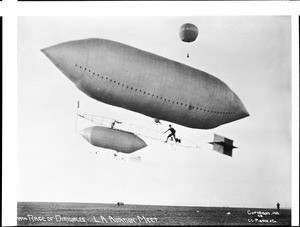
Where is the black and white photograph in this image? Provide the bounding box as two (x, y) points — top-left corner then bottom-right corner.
(13, 16), (293, 225)
(2, 0), (300, 225)
(15, 0), (300, 2)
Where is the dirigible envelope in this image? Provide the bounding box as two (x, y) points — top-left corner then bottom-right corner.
(209, 134), (237, 157)
(41, 38), (249, 130)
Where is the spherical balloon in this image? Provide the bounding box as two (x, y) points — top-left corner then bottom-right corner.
(179, 23), (198, 43)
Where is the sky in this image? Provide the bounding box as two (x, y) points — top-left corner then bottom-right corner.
(17, 16), (292, 209)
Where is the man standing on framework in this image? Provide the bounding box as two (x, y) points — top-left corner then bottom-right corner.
(110, 120), (122, 129)
(164, 124), (178, 143)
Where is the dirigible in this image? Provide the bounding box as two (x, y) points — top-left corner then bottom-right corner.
(42, 38), (249, 129)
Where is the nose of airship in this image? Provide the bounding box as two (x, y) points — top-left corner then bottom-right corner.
(41, 41), (84, 84)
(80, 127), (91, 143)
(41, 47), (57, 63)
(41, 45), (66, 68)
(232, 92), (249, 120)
(241, 103), (249, 118)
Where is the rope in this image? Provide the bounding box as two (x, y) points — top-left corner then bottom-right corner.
(193, 133), (213, 143)
(75, 100), (79, 132)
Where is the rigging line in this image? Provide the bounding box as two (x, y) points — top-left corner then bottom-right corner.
(170, 143), (177, 151)
(79, 113), (163, 134)
(75, 100), (79, 132)
(193, 133), (213, 143)
(78, 114), (107, 127)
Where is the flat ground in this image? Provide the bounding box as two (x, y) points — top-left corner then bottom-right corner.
(17, 202), (291, 226)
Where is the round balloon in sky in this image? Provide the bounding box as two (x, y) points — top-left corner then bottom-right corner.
(179, 23), (199, 43)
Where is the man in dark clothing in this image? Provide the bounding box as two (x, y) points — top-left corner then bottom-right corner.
(164, 124), (177, 143)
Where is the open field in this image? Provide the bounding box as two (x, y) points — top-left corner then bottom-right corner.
(17, 202), (291, 226)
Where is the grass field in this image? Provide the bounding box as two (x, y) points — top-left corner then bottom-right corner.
(17, 202), (291, 226)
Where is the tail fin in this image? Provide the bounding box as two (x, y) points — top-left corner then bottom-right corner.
(209, 134), (237, 157)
